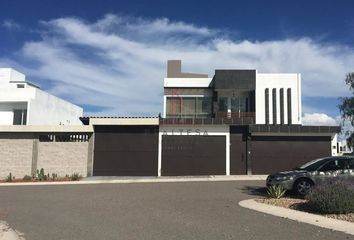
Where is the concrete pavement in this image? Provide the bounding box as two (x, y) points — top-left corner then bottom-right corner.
(0, 181), (352, 240)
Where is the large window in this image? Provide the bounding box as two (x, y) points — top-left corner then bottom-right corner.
(166, 96), (212, 118)
(13, 109), (27, 125)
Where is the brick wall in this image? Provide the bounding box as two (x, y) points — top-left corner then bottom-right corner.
(37, 141), (89, 177)
(0, 133), (34, 179)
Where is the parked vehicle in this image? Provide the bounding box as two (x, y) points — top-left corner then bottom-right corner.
(266, 156), (354, 196)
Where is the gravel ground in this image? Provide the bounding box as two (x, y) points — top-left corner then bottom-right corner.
(256, 197), (354, 223)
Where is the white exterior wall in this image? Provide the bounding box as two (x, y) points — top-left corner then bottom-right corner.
(331, 134), (338, 156)
(0, 68), (83, 125)
(0, 102), (28, 125)
(164, 77), (213, 88)
(255, 73), (301, 125)
(0, 68), (26, 87)
(28, 89), (83, 125)
(158, 125), (230, 176)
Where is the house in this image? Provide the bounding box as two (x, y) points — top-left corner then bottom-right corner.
(80, 60), (339, 176)
(0, 68), (83, 125)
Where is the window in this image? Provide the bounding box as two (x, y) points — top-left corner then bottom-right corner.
(17, 84), (25, 88)
(319, 160), (345, 172)
(166, 96), (212, 118)
(218, 97), (228, 112)
(347, 158), (354, 170)
(265, 89), (269, 124)
(13, 109), (27, 125)
(280, 88), (284, 124)
(287, 88), (292, 124)
(272, 88), (277, 124)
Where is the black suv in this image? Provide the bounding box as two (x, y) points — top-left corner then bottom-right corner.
(266, 156), (354, 196)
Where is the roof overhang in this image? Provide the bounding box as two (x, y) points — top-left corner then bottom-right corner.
(80, 117), (159, 126)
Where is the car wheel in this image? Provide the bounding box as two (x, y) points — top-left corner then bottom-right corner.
(294, 178), (313, 196)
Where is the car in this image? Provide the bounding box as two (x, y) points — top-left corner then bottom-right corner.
(266, 156), (354, 196)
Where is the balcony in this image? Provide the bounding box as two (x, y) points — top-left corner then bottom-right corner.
(160, 112), (255, 125)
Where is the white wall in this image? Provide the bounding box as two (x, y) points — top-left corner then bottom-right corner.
(0, 102), (28, 125)
(255, 73), (301, 125)
(0, 87), (83, 125)
(28, 89), (83, 125)
(0, 68), (26, 87)
(164, 77), (213, 88)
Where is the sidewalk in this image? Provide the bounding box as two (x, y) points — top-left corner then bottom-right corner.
(0, 175), (267, 187)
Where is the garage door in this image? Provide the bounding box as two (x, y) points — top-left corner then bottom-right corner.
(93, 125), (158, 176)
(251, 136), (331, 174)
(162, 135), (226, 176)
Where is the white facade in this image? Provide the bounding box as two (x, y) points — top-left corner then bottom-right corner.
(255, 73), (301, 125)
(163, 69), (302, 126)
(0, 68), (83, 125)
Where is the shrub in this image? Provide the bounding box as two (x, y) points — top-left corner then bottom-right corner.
(35, 168), (47, 181)
(5, 173), (14, 182)
(51, 173), (58, 180)
(70, 173), (81, 181)
(23, 175), (32, 181)
(306, 177), (354, 214)
(267, 185), (287, 199)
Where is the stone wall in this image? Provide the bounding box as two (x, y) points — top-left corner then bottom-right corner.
(37, 141), (89, 177)
(0, 132), (92, 180)
(0, 133), (34, 179)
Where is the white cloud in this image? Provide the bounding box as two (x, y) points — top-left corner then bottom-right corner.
(302, 113), (339, 126)
(3, 14), (354, 116)
(2, 19), (21, 30)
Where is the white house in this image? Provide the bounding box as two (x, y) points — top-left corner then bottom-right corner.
(0, 68), (83, 125)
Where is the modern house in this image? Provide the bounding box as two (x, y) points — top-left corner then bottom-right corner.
(0, 68), (83, 125)
(80, 60), (340, 177)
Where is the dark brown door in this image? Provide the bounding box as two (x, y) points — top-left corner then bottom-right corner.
(251, 136), (331, 174)
(230, 126), (247, 175)
(162, 135), (226, 176)
(93, 125), (158, 176)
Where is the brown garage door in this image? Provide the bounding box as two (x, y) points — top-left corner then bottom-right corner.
(251, 136), (331, 174)
(93, 125), (158, 176)
(162, 135), (226, 176)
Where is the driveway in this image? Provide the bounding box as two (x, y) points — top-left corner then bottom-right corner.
(0, 181), (352, 240)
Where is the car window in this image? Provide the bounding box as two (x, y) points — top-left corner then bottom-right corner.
(347, 158), (354, 170)
(318, 159), (345, 172)
(298, 158), (330, 171)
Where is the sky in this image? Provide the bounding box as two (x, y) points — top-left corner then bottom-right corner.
(1, 0), (354, 127)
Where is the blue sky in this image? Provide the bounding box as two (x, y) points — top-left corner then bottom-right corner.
(1, 0), (354, 125)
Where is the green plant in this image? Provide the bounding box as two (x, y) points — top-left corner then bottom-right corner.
(23, 175), (32, 181)
(51, 173), (58, 180)
(266, 185), (287, 199)
(5, 172), (14, 182)
(36, 168), (47, 181)
(306, 177), (354, 214)
(69, 173), (81, 181)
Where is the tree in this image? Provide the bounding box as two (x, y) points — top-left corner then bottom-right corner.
(339, 72), (354, 147)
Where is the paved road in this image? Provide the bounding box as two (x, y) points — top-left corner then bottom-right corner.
(0, 181), (352, 240)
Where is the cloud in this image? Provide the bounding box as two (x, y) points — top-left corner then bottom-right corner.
(2, 19), (21, 30)
(3, 14), (354, 116)
(302, 113), (339, 126)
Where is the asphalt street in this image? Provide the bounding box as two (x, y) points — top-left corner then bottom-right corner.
(0, 181), (352, 240)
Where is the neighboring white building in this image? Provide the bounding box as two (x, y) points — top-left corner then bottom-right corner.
(0, 68), (83, 125)
(338, 139), (353, 155)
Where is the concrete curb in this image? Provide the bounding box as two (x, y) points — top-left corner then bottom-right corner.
(239, 199), (354, 236)
(0, 221), (24, 240)
(0, 175), (267, 187)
